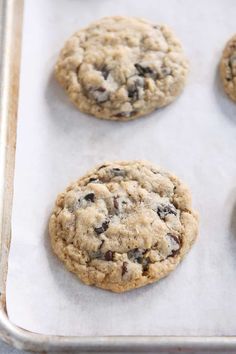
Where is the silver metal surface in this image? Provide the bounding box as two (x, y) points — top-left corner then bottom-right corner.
(0, 0), (236, 352)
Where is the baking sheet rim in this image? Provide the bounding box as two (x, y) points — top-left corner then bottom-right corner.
(0, 0), (236, 351)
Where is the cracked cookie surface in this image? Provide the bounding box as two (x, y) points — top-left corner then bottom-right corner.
(55, 16), (189, 120)
(49, 161), (198, 292)
(220, 34), (236, 102)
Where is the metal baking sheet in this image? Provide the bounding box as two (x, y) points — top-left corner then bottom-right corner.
(1, 0), (236, 351)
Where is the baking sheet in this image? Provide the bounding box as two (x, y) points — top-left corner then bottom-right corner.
(6, 0), (236, 336)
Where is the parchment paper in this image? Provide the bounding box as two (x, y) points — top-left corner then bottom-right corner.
(6, 0), (236, 336)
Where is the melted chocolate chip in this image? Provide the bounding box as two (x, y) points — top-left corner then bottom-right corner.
(127, 248), (145, 263)
(113, 197), (119, 209)
(88, 177), (99, 183)
(142, 257), (150, 272)
(94, 220), (110, 235)
(112, 168), (126, 177)
(96, 87), (106, 92)
(76, 65), (80, 76)
(105, 250), (114, 261)
(166, 234), (181, 257)
(84, 193), (95, 202)
(135, 63), (154, 77)
(157, 204), (177, 219)
(122, 262), (128, 276)
(90, 87), (109, 103)
(101, 67), (109, 80)
(128, 87), (139, 100)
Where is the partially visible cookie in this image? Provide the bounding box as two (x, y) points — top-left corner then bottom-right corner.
(49, 161), (198, 292)
(55, 16), (189, 120)
(220, 35), (236, 102)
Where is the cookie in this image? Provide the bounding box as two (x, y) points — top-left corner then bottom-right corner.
(55, 16), (189, 121)
(49, 161), (198, 292)
(220, 34), (236, 102)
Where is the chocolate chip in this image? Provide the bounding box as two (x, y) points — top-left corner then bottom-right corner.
(76, 65), (80, 76)
(127, 248), (145, 263)
(113, 197), (119, 209)
(112, 168), (126, 177)
(166, 234), (181, 257)
(94, 220), (110, 235)
(84, 193), (95, 202)
(90, 87), (109, 103)
(128, 87), (139, 100)
(142, 257), (150, 272)
(105, 250), (114, 261)
(157, 204), (177, 219)
(96, 87), (106, 92)
(88, 177), (99, 183)
(101, 67), (109, 80)
(122, 262), (128, 276)
(127, 76), (144, 102)
(135, 63), (154, 77)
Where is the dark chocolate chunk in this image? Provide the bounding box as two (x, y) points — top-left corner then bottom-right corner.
(76, 65), (80, 76)
(127, 248), (145, 263)
(142, 257), (150, 272)
(105, 250), (114, 261)
(101, 67), (109, 80)
(113, 197), (119, 209)
(122, 262), (128, 276)
(96, 87), (106, 92)
(127, 76), (144, 102)
(90, 87), (109, 103)
(94, 220), (110, 235)
(135, 63), (154, 77)
(84, 193), (95, 202)
(88, 177), (99, 183)
(166, 234), (181, 257)
(112, 168), (126, 177)
(157, 204), (177, 219)
(128, 87), (139, 101)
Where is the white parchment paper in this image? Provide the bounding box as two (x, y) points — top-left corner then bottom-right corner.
(6, 0), (236, 336)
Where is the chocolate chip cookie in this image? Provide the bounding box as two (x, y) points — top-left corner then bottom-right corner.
(220, 34), (236, 102)
(49, 161), (198, 292)
(55, 16), (189, 120)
